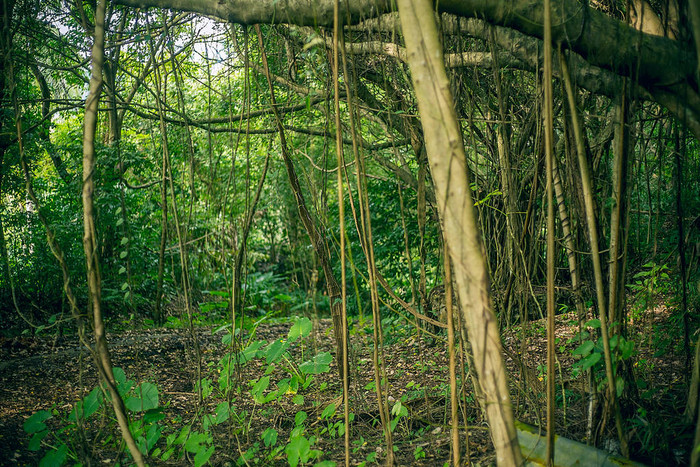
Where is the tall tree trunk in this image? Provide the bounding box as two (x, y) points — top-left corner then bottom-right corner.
(80, 1), (145, 464)
(396, 1), (522, 464)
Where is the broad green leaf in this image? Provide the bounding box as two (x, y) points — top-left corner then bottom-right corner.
(295, 410), (308, 426)
(238, 340), (266, 364)
(161, 447), (175, 460)
(585, 319), (601, 329)
(262, 427), (278, 447)
(29, 431), (48, 451)
(609, 335), (619, 350)
(184, 431), (209, 453)
(573, 341), (594, 356)
(620, 339), (635, 360)
(215, 402), (230, 424)
(321, 402), (336, 420)
(24, 410), (52, 434)
(75, 387), (103, 420)
(39, 443), (68, 467)
(286, 435), (311, 467)
(143, 408), (165, 423)
(615, 376), (625, 397)
(113, 367), (126, 385)
(126, 382), (159, 412)
(173, 425), (190, 445)
(251, 376), (270, 403)
(265, 339), (289, 364)
(391, 400), (407, 417)
(288, 317), (312, 341)
(194, 446), (215, 467)
(579, 352), (602, 371)
(299, 352), (332, 374)
(202, 414), (215, 431)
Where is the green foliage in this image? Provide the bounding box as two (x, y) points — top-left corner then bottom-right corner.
(569, 320), (635, 396)
(628, 262), (670, 318)
(20, 367), (225, 465)
(214, 317), (335, 465)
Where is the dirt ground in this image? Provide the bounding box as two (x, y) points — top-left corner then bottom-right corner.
(0, 307), (692, 466)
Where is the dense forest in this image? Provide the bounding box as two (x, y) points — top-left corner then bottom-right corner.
(1, 0), (699, 465)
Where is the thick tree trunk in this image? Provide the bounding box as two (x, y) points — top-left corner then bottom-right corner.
(396, 1), (522, 465)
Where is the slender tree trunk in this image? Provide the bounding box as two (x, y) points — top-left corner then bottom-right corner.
(80, 1), (145, 464)
(543, 1), (557, 462)
(396, 1), (522, 464)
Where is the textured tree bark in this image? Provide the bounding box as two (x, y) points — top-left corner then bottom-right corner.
(396, 1), (522, 465)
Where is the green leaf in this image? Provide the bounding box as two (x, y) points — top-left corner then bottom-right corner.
(29, 431), (48, 451)
(295, 410), (308, 426)
(194, 446), (215, 467)
(126, 382), (159, 412)
(143, 407), (165, 423)
(573, 341), (594, 356)
(265, 339), (289, 364)
(288, 317), (312, 341)
(116, 217), (124, 226)
(24, 410), (52, 434)
(579, 352), (602, 371)
(620, 339), (635, 360)
(119, 250), (128, 259)
(262, 427), (278, 447)
(184, 431), (209, 453)
(118, 266), (126, 274)
(391, 400), (407, 417)
(173, 425), (190, 446)
(609, 334), (619, 350)
(144, 423), (162, 453)
(238, 340), (266, 364)
(161, 447), (175, 461)
(314, 461), (336, 467)
(299, 352), (332, 374)
(113, 367), (126, 385)
(215, 402), (230, 424)
(120, 237), (129, 245)
(286, 435), (311, 467)
(615, 376), (625, 397)
(321, 402), (336, 420)
(251, 376), (270, 403)
(71, 387), (103, 421)
(585, 319), (601, 329)
(202, 414), (215, 431)
(39, 443), (68, 467)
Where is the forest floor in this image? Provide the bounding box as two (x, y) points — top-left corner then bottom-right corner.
(0, 305), (692, 466)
